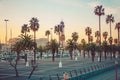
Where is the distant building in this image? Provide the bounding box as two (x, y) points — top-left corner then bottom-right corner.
(36, 38), (48, 47)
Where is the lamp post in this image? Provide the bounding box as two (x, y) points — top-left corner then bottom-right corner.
(59, 44), (63, 68)
(115, 60), (118, 80)
(4, 19), (9, 51)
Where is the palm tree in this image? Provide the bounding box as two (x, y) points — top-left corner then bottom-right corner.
(85, 27), (92, 44)
(89, 43), (96, 62)
(108, 37), (113, 60)
(45, 30), (50, 42)
(54, 21), (65, 45)
(37, 45), (44, 59)
(21, 24), (30, 36)
(114, 38), (118, 45)
(106, 14), (114, 37)
(81, 39), (86, 58)
(72, 32), (79, 49)
(49, 39), (59, 62)
(94, 5), (105, 45)
(115, 22), (120, 44)
(66, 39), (74, 60)
(29, 17), (39, 63)
(102, 41), (108, 60)
(89, 36), (93, 43)
(103, 31), (108, 41)
(95, 31), (100, 44)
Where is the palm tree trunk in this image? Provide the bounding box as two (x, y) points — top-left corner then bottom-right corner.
(99, 16), (102, 62)
(110, 22), (112, 37)
(99, 15), (101, 45)
(118, 29), (119, 44)
(34, 31), (36, 64)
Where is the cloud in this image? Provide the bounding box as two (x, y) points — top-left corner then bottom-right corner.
(48, 0), (83, 8)
(105, 7), (120, 22)
(105, 7), (120, 15)
(88, 1), (101, 8)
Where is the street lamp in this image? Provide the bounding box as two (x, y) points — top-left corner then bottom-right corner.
(58, 44), (63, 68)
(59, 34), (65, 68)
(4, 19), (9, 51)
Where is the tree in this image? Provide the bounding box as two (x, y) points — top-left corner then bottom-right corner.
(94, 5), (105, 45)
(89, 43), (96, 62)
(66, 39), (74, 60)
(29, 17), (39, 64)
(45, 30), (50, 42)
(94, 5), (105, 62)
(115, 22), (120, 44)
(108, 37), (113, 60)
(37, 45), (44, 59)
(102, 41), (108, 60)
(81, 39), (86, 58)
(106, 14), (114, 37)
(95, 31), (100, 44)
(49, 39), (58, 62)
(21, 24), (29, 36)
(10, 34), (34, 78)
(54, 21), (65, 45)
(103, 31), (108, 41)
(85, 27), (92, 44)
(89, 36), (93, 43)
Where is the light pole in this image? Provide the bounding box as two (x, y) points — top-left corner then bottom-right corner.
(4, 19), (9, 51)
(59, 43), (63, 68)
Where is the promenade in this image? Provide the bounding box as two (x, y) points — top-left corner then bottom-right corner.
(0, 55), (119, 80)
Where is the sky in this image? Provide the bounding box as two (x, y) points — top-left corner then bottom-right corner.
(0, 0), (120, 43)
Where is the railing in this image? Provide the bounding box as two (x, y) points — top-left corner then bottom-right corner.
(26, 61), (119, 80)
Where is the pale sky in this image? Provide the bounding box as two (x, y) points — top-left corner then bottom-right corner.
(0, 0), (120, 43)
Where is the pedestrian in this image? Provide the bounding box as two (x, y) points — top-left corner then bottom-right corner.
(63, 72), (69, 80)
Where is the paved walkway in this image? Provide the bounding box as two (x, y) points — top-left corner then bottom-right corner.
(0, 56), (119, 80)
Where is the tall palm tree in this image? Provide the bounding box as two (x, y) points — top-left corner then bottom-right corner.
(85, 27), (92, 44)
(54, 21), (65, 45)
(29, 17), (39, 63)
(106, 14), (114, 37)
(45, 30), (50, 42)
(94, 5), (105, 45)
(115, 22), (120, 44)
(21, 24), (30, 36)
(103, 31), (108, 41)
